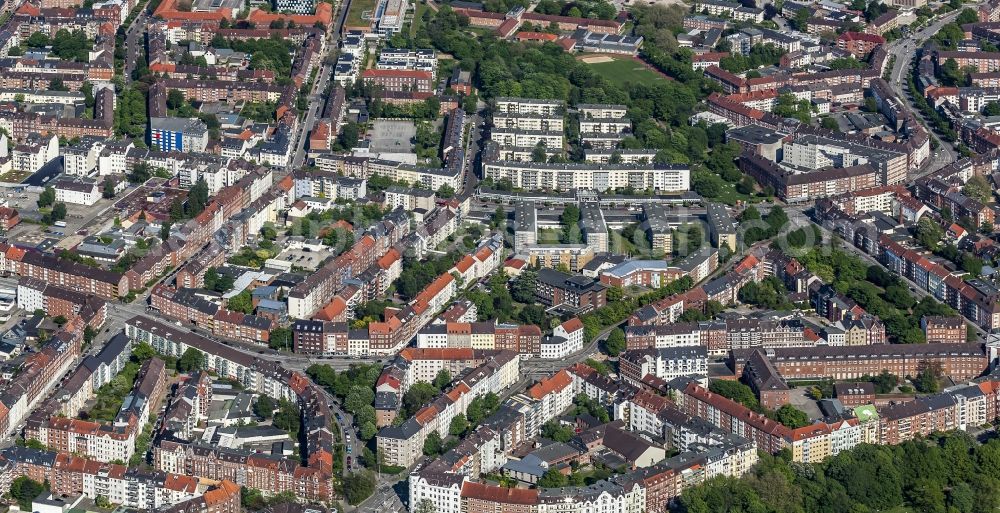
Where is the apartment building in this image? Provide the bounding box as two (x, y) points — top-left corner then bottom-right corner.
(921, 315), (966, 343)
(149, 117), (209, 153)
(361, 69), (434, 93)
(495, 97), (564, 116)
(16, 277), (107, 329)
(1, 447), (201, 510)
(836, 32), (885, 58)
(535, 268), (608, 314)
(483, 158), (690, 192)
(377, 351), (520, 467)
(936, 51), (1000, 73)
(730, 343), (989, 381)
(618, 346), (709, 384)
(6, 247), (129, 299)
(741, 349), (790, 410)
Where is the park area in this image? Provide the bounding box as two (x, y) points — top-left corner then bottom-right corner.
(581, 55), (666, 87)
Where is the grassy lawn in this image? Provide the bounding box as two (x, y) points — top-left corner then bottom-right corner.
(0, 170), (30, 184)
(585, 57), (666, 87)
(713, 181), (757, 206)
(411, 2), (430, 36)
(346, 0), (377, 27)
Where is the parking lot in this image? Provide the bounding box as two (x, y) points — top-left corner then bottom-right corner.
(368, 119), (416, 153)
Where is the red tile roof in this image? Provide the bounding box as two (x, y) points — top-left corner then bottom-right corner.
(560, 317), (584, 333)
(528, 369), (572, 400)
(516, 31), (559, 41)
(461, 481), (539, 504)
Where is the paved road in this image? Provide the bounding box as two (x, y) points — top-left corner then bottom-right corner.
(458, 104), (485, 200)
(289, 59), (334, 169)
(289, 0), (349, 170)
(885, 8), (965, 174)
(123, 5), (149, 82)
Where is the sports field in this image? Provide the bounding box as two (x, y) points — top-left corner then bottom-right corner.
(583, 56), (666, 87)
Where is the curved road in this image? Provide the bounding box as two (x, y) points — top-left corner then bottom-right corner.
(885, 8), (968, 175)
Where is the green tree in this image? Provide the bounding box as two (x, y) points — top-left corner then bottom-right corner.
(415, 499), (437, 513)
(227, 290), (253, 314)
(160, 221), (171, 241)
(511, 269), (537, 303)
(343, 470), (376, 505)
(50, 202), (67, 222)
(915, 363), (942, 393)
(10, 476), (46, 511)
(272, 399), (300, 433)
(917, 217), (944, 250)
(114, 87), (147, 138)
(269, 327), (292, 351)
(103, 179), (116, 199)
(423, 431), (443, 456)
(254, 395), (275, 418)
(433, 369), (452, 390)
(176, 347), (204, 372)
(709, 380), (759, 410)
(187, 177), (210, 217)
(402, 382), (439, 418)
(772, 404), (810, 428)
(963, 253), (984, 276)
(605, 328), (626, 356)
(26, 32), (50, 48)
(241, 487), (265, 509)
(437, 184), (456, 198)
(957, 7), (980, 24)
(490, 206), (506, 229)
(963, 175), (991, 203)
(820, 117), (840, 131)
(538, 468), (569, 488)
(131, 342), (156, 362)
(531, 142), (548, 162)
(449, 413), (469, 436)
(541, 420), (574, 442)
(37, 186), (55, 208)
(84, 326), (97, 344)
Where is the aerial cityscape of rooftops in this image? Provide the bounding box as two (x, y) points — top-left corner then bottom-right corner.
(6, 0), (1000, 510)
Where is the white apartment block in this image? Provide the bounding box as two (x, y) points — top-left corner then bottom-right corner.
(578, 104), (628, 119)
(493, 113), (565, 132)
(495, 97), (564, 116)
(490, 129), (564, 149)
(484, 160), (690, 192)
(579, 117), (631, 135)
(12, 134), (58, 174)
(53, 178), (101, 205)
(584, 149), (658, 164)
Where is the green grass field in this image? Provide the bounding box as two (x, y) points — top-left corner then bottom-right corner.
(346, 0), (377, 27)
(411, 2), (431, 36)
(585, 57), (666, 87)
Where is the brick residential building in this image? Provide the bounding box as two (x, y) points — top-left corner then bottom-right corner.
(921, 315), (966, 343)
(730, 343), (988, 382)
(535, 268), (608, 314)
(361, 69), (434, 93)
(878, 394), (958, 444)
(741, 349), (791, 410)
(837, 32), (886, 58)
(7, 248), (128, 299)
(936, 51), (1000, 73)
(834, 382), (876, 407)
